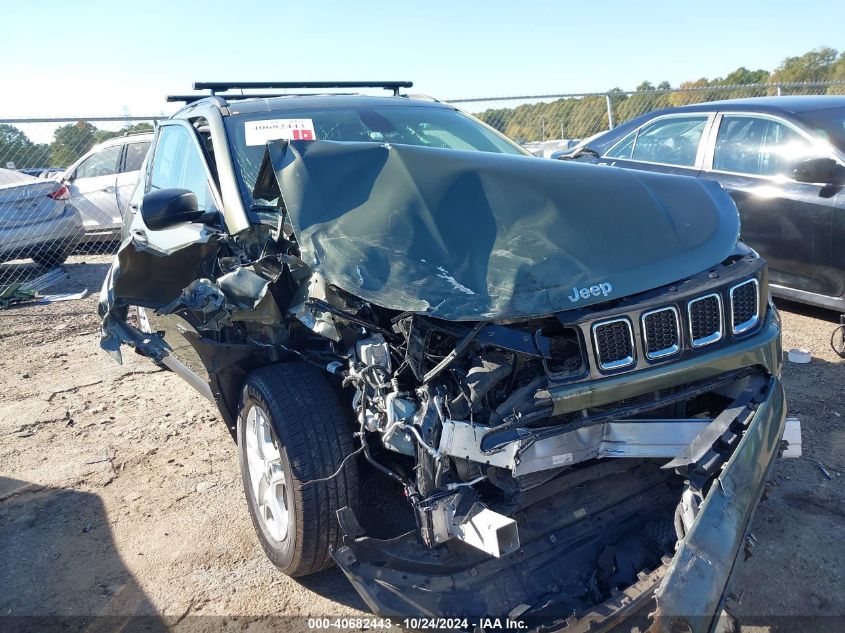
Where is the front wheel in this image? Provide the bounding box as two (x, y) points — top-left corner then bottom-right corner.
(237, 362), (358, 576)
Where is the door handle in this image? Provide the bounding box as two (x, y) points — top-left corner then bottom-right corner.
(131, 228), (148, 244)
(101, 185), (115, 193)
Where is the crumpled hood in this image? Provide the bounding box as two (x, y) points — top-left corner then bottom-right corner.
(269, 140), (740, 321)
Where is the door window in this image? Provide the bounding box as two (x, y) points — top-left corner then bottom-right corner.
(713, 116), (814, 177)
(629, 116), (708, 166)
(148, 126), (216, 211)
(123, 142), (151, 173)
(75, 144), (121, 179)
(605, 131), (636, 159)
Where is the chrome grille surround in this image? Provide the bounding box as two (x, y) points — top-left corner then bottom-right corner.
(592, 317), (635, 370)
(687, 293), (724, 348)
(563, 261), (765, 380)
(729, 278), (760, 334)
(641, 306), (681, 359)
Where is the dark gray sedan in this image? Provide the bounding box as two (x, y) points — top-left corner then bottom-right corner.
(561, 96), (845, 312)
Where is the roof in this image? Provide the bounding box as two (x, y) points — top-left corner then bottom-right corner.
(178, 94), (454, 118)
(668, 95), (845, 115)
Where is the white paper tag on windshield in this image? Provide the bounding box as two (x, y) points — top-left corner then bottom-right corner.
(244, 119), (316, 146)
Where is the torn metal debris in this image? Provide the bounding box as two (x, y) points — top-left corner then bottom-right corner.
(0, 267), (72, 308)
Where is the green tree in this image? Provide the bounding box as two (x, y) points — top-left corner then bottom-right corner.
(826, 51), (845, 94)
(830, 52), (845, 80)
(668, 78), (712, 106)
(469, 46), (844, 143)
(91, 122), (153, 144)
(720, 66), (770, 85)
(568, 95), (609, 137)
(771, 46), (838, 84)
(616, 90), (671, 125)
(50, 121), (97, 167)
(0, 124), (50, 168)
(93, 128), (121, 144)
(120, 122), (154, 135)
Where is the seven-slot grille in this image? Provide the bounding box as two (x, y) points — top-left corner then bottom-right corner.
(587, 277), (760, 373)
(641, 307), (680, 359)
(730, 279), (759, 334)
(688, 293), (723, 347)
(592, 318), (635, 370)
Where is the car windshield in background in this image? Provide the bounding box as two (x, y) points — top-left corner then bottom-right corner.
(795, 106), (845, 153)
(225, 104), (526, 208)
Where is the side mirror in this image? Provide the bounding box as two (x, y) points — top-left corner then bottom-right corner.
(554, 146), (600, 162)
(792, 157), (845, 185)
(140, 188), (202, 230)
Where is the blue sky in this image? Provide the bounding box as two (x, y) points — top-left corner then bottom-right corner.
(2, 0), (843, 118)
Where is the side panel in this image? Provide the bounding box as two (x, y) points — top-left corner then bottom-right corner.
(703, 170), (841, 298)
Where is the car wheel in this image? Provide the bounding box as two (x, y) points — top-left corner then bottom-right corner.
(32, 249), (69, 268)
(237, 362), (358, 576)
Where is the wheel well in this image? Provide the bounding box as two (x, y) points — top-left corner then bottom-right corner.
(181, 330), (297, 438)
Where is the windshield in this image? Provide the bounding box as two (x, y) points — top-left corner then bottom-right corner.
(225, 103), (527, 209)
(795, 106), (845, 154)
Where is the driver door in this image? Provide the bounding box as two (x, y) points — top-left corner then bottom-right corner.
(122, 122), (224, 381)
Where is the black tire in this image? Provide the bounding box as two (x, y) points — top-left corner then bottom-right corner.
(237, 362), (358, 576)
(32, 249), (69, 268)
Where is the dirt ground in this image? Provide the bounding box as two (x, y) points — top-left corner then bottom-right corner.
(1, 254), (843, 633)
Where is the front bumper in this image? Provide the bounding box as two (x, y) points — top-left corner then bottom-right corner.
(333, 313), (787, 633)
(649, 375), (786, 632)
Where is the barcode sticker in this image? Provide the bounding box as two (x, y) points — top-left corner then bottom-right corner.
(244, 119), (316, 146)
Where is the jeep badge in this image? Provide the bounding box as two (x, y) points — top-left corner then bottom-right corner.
(569, 282), (613, 302)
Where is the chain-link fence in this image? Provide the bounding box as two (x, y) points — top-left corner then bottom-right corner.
(451, 80), (845, 156)
(1, 80), (844, 305)
(0, 116), (159, 302)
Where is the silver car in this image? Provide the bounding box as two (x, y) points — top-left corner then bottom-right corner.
(0, 168), (83, 266)
(61, 133), (153, 244)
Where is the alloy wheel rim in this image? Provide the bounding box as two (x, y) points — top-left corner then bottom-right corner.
(245, 405), (289, 542)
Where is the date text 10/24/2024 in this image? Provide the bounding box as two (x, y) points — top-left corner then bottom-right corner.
(307, 617), (529, 630)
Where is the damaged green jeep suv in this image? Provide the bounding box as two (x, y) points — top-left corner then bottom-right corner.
(100, 82), (788, 632)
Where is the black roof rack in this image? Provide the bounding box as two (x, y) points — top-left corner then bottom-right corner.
(166, 93), (328, 103)
(166, 81), (414, 104)
(193, 81), (412, 95)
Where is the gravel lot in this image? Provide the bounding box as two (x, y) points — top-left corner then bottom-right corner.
(1, 254), (843, 632)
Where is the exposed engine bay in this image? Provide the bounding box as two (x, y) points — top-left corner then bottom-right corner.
(100, 139), (788, 631)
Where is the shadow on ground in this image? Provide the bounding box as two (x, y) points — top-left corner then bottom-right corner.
(0, 476), (167, 632)
(774, 297), (842, 323)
